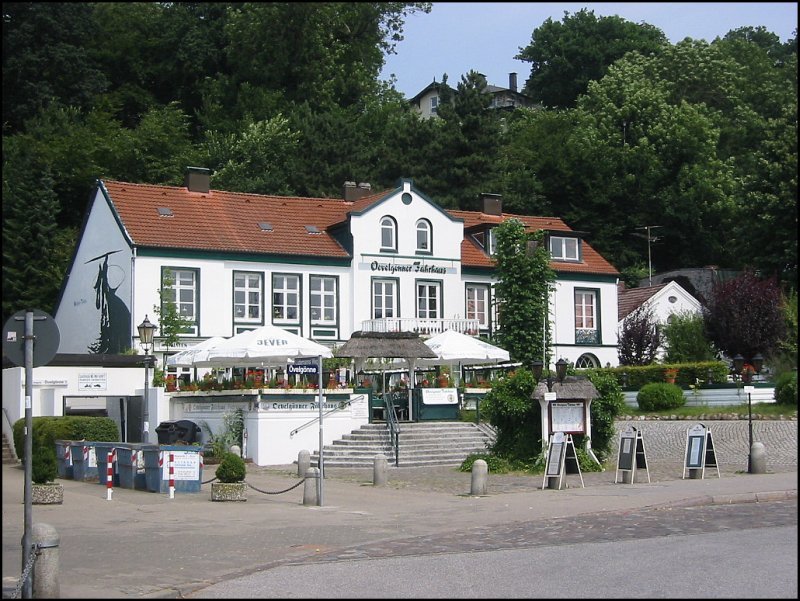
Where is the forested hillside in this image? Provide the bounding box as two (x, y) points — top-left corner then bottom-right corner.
(3, 3), (796, 323)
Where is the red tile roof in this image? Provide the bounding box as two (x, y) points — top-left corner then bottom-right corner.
(101, 180), (618, 276)
(617, 284), (667, 320)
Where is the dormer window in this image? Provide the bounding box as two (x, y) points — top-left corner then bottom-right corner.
(549, 235), (580, 261)
(380, 216), (397, 252)
(472, 227), (497, 256)
(430, 96), (439, 115)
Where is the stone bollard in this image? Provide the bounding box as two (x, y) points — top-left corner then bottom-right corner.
(373, 454), (388, 486)
(470, 459), (488, 496)
(32, 523), (60, 599)
(303, 467), (320, 506)
(230, 444), (241, 457)
(750, 442), (767, 474)
(297, 450), (311, 477)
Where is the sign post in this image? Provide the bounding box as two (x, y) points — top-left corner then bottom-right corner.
(290, 357), (323, 505)
(3, 309), (60, 599)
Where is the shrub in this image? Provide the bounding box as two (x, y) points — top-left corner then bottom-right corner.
(13, 416), (119, 459)
(31, 446), (58, 484)
(636, 383), (686, 411)
(774, 371), (798, 406)
(215, 452), (246, 483)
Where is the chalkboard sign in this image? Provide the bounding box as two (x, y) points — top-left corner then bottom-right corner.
(542, 432), (584, 490)
(545, 432), (565, 477)
(615, 426), (650, 484)
(682, 423), (720, 479)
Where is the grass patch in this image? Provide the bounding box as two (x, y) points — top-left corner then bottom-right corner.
(623, 403), (797, 418)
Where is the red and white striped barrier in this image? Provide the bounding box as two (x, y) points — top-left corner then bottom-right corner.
(168, 452), (175, 499)
(64, 445), (71, 465)
(106, 450), (114, 500)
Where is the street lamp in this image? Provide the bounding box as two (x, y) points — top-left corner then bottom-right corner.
(531, 358), (568, 392)
(732, 352), (764, 473)
(137, 315), (157, 443)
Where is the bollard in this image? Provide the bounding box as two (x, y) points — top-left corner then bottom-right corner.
(470, 459), (488, 496)
(373, 454), (388, 486)
(168, 452), (175, 499)
(303, 467), (320, 506)
(106, 451), (114, 500)
(750, 442), (767, 474)
(297, 449), (311, 478)
(31, 523), (60, 599)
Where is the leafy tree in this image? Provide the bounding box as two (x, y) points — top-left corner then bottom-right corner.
(583, 370), (626, 462)
(703, 271), (786, 362)
(617, 304), (661, 366)
(493, 220), (555, 368)
(662, 311), (717, 363)
(154, 270), (194, 354)
(516, 8), (667, 108)
(480, 368), (540, 460)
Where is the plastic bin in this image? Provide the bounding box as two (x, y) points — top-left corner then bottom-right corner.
(117, 444), (155, 490)
(55, 440), (74, 479)
(143, 445), (204, 493)
(69, 442), (99, 482)
(155, 420), (201, 445)
(94, 442), (121, 487)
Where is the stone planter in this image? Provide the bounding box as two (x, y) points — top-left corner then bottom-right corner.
(32, 482), (64, 505)
(211, 482), (247, 502)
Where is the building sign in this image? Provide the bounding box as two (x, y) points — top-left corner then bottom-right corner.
(550, 401), (586, 434)
(421, 388), (459, 405)
(161, 450), (200, 481)
(366, 259), (448, 275)
(78, 372), (108, 391)
(288, 361), (319, 376)
(261, 399), (342, 412)
(32, 379), (69, 387)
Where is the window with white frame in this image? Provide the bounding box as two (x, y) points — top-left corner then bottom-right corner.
(380, 216), (397, 252)
(162, 268), (198, 334)
(272, 274), (300, 322)
(372, 279), (397, 319)
(417, 281), (441, 319)
(416, 219), (432, 253)
(574, 289), (599, 344)
(310, 275), (337, 324)
(430, 96), (438, 114)
(233, 271), (262, 323)
(550, 235), (580, 261)
(466, 284), (490, 328)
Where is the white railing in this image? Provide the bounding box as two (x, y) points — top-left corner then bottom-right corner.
(360, 318), (481, 336)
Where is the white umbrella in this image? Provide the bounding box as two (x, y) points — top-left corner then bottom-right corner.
(166, 336), (227, 367)
(419, 329), (510, 387)
(203, 324), (332, 366)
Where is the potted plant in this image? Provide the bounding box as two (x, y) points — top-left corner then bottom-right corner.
(664, 368), (678, 384)
(211, 452), (247, 501)
(32, 446), (63, 504)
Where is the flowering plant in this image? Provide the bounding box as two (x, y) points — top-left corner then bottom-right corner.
(740, 363), (756, 382)
(664, 368), (678, 383)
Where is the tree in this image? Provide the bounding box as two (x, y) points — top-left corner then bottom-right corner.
(516, 8), (667, 108)
(492, 220), (555, 368)
(154, 271), (194, 354)
(617, 304), (661, 365)
(703, 271), (786, 362)
(662, 311), (717, 363)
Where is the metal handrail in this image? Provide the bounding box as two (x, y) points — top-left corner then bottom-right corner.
(288, 395), (365, 438)
(383, 393), (401, 466)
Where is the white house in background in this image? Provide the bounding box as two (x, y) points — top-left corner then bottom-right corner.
(409, 72), (538, 119)
(617, 280), (703, 359)
(53, 169), (621, 375)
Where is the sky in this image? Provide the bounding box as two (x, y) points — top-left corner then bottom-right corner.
(380, 2), (799, 98)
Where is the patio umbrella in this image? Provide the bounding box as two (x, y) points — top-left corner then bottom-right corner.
(419, 329), (510, 386)
(203, 324), (332, 367)
(165, 336), (227, 367)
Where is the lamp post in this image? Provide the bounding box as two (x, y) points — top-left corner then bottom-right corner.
(732, 352), (764, 473)
(531, 358), (568, 392)
(138, 315), (157, 443)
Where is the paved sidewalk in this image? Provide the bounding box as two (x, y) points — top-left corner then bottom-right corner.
(2, 419), (796, 599)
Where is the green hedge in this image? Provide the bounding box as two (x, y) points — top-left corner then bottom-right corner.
(588, 362), (730, 389)
(774, 371), (797, 405)
(13, 416), (119, 458)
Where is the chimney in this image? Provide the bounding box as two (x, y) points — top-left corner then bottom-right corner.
(343, 181), (372, 201)
(185, 167), (211, 193)
(509, 72), (517, 92)
(480, 193), (502, 216)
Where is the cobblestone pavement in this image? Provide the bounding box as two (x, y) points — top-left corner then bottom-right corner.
(258, 419), (798, 495)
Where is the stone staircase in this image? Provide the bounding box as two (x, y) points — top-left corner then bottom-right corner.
(2, 432), (19, 464)
(311, 421), (496, 468)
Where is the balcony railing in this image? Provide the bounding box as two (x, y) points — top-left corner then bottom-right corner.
(361, 318), (481, 337)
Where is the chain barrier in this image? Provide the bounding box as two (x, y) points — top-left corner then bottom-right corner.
(246, 477), (306, 495)
(11, 543), (39, 599)
(201, 476), (218, 485)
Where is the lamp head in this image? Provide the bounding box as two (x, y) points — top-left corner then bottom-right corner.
(751, 353), (764, 374)
(530, 360), (543, 382)
(137, 315), (156, 350)
(732, 354), (744, 375)
(555, 358), (568, 383)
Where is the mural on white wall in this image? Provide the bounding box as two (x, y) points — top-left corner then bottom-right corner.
(85, 249), (131, 354)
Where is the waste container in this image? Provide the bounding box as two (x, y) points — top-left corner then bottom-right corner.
(94, 442), (120, 487)
(117, 443), (155, 490)
(54, 440), (74, 479)
(156, 420), (202, 444)
(143, 445), (204, 493)
(69, 442), (99, 482)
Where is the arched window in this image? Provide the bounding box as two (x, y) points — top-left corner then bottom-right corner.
(575, 353), (599, 369)
(415, 219), (432, 253)
(380, 216), (397, 252)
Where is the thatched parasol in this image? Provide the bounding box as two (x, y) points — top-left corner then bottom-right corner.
(531, 376), (599, 401)
(335, 331), (437, 360)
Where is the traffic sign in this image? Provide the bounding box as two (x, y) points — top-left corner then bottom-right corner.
(2, 309), (60, 367)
